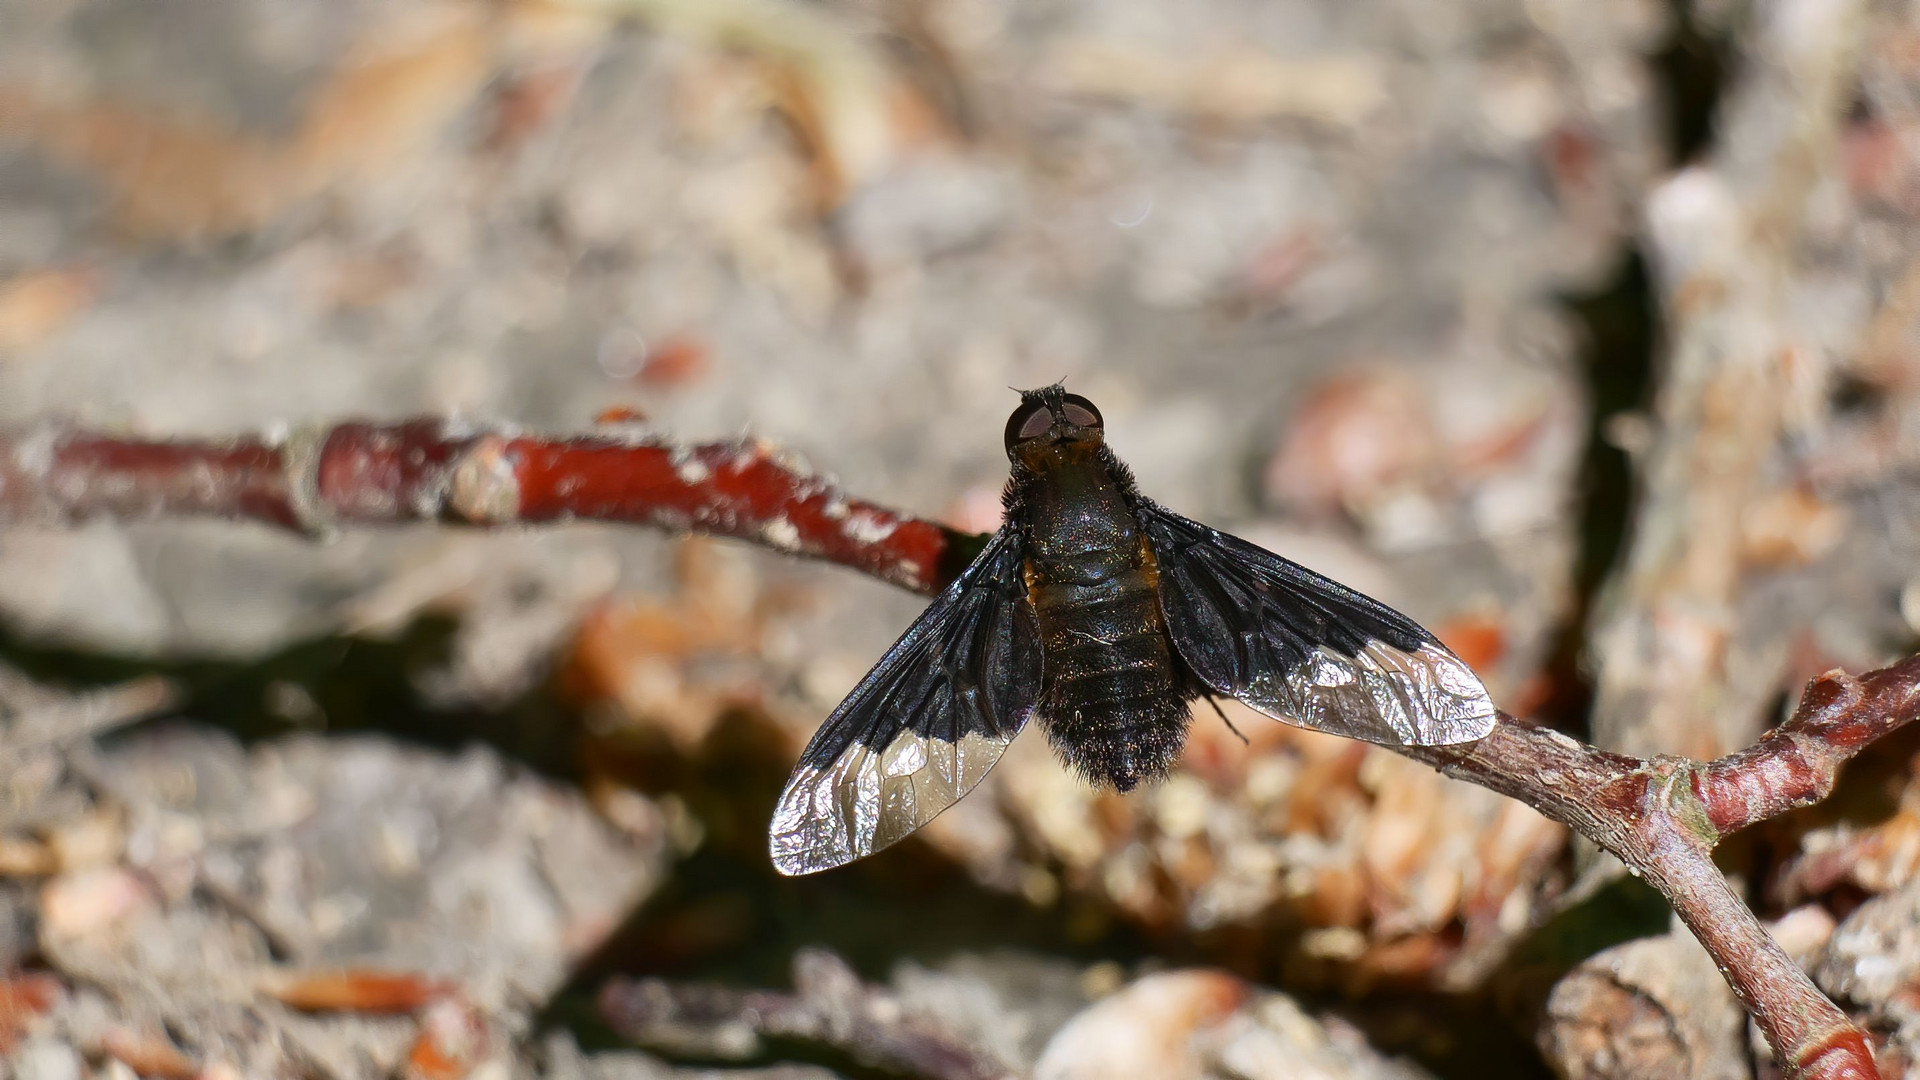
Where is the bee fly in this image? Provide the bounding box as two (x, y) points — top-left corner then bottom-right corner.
(770, 385), (1497, 875)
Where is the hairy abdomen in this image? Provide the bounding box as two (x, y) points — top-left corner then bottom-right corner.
(1029, 562), (1191, 791)
(1014, 448), (1193, 790)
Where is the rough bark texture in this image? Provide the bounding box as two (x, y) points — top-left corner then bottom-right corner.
(1543, 929), (1750, 1080)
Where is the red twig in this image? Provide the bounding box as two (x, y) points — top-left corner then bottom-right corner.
(1694, 660), (1920, 836)
(0, 421), (971, 593)
(3, 420), (1913, 1078)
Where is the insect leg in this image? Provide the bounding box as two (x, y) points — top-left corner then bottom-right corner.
(1204, 694), (1249, 746)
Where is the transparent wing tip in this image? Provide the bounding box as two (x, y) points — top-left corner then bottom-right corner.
(771, 847), (838, 877)
(767, 729), (1016, 875)
(1242, 638), (1499, 747)
(768, 764), (856, 876)
(1406, 640), (1498, 744)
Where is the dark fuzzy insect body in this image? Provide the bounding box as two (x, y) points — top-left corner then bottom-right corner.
(1009, 437), (1192, 791)
(768, 384), (1498, 876)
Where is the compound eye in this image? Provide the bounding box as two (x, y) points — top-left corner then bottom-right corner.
(1060, 394), (1102, 429)
(1005, 402), (1055, 450)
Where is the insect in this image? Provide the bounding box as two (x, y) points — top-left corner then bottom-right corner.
(769, 385), (1497, 875)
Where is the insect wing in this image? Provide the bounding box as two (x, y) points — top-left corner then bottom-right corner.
(770, 527), (1041, 875)
(1140, 505), (1495, 747)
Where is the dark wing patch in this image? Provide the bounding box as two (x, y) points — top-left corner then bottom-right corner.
(770, 527), (1041, 875)
(1140, 505), (1495, 747)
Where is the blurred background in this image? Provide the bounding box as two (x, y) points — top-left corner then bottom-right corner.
(3, 0), (1920, 1076)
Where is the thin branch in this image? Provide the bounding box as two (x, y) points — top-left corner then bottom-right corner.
(1, 673), (179, 753)
(1400, 662), (1920, 1080)
(1694, 661), (1920, 837)
(4, 421), (1914, 1078)
(0, 421), (972, 593)
(598, 948), (1014, 1080)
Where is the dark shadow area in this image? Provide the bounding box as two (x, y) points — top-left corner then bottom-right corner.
(1490, 873), (1675, 1033)
(1536, 252), (1660, 733)
(1654, 1), (1735, 165)
(1534, 2), (1734, 734)
(0, 617), (582, 779)
(555, 704), (1163, 990)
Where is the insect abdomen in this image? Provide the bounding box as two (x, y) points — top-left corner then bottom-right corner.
(1029, 565), (1191, 791)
